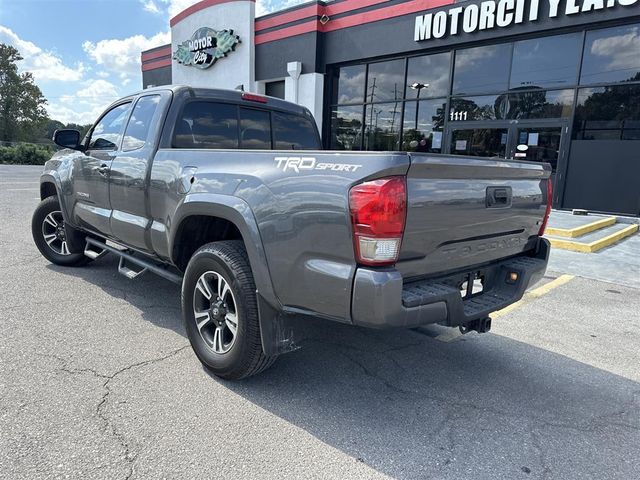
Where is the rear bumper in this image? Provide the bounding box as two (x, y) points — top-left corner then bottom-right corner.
(351, 238), (550, 329)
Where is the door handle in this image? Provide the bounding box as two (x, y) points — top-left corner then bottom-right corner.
(486, 186), (512, 208)
(96, 164), (109, 175)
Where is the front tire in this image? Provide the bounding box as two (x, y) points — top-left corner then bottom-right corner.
(182, 240), (276, 380)
(31, 196), (89, 267)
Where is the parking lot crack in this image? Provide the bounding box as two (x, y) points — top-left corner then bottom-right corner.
(530, 426), (552, 480)
(95, 344), (190, 480)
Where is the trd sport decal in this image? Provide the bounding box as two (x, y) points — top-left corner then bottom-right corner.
(274, 157), (362, 173)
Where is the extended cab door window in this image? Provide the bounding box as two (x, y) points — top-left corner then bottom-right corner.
(122, 95), (160, 151)
(173, 101), (238, 149)
(239, 107), (271, 150)
(88, 103), (131, 150)
(272, 111), (320, 150)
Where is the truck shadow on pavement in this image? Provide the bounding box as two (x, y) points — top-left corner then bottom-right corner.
(48, 257), (640, 480)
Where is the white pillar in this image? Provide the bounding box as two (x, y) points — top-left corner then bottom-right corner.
(285, 71), (324, 135)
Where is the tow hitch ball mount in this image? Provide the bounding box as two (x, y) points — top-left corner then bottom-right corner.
(459, 317), (492, 335)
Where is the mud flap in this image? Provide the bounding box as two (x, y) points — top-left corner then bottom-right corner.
(257, 293), (301, 356)
(63, 222), (87, 254)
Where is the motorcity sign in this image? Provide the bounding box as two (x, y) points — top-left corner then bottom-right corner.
(414, 0), (638, 41)
(173, 27), (240, 69)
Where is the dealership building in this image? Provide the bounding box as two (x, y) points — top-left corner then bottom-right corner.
(141, 0), (640, 216)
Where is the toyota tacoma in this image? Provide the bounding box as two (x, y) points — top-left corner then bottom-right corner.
(32, 86), (552, 379)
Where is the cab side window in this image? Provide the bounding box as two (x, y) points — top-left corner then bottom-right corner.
(173, 101), (239, 149)
(273, 111), (320, 150)
(89, 103), (131, 150)
(122, 95), (160, 151)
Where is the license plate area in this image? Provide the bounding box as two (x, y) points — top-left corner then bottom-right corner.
(459, 272), (484, 299)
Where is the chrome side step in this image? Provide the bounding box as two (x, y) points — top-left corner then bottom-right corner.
(85, 237), (183, 285)
(118, 256), (147, 279)
(84, 241), (108, 260)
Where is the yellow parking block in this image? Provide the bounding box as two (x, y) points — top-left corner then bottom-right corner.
(548, 224), (638, 253)
(492, 274), (575, 319)
(435, 274), (574, 341)
(545, 216), (616, 238)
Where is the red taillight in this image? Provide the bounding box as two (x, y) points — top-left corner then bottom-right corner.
(349, 176), (407, 266)
(241, 92), (268, 103)
(538, 179), (553, 236)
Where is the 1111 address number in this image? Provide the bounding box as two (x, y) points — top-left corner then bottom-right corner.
(450, 110), (469, 121)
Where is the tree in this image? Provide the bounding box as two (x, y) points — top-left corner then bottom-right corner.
(0, 44), (48, 143)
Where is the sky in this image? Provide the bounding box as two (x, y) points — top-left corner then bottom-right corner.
(0, 0), (307, 125)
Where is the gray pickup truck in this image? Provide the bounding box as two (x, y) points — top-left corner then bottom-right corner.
(32, 86), (552, 379)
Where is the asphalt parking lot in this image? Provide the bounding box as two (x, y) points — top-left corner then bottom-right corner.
(1, 165), (639, 480)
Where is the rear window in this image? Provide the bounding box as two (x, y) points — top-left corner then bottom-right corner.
(173, 100), (318, 151)
(239, 108), (271, 150)
(173, 101), (238, 149)
(273, 111), (319, 150)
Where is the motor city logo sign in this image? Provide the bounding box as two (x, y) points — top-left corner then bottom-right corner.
(173, 27), (240, 69)
(414, 0), (638, 41)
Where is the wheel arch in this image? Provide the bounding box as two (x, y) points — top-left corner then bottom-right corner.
(40, 181), (57, 200)
(170, 194), (279, 310)
(39, 174), (74, 224)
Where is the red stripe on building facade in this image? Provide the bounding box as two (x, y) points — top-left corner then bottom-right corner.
(141, 46), (172, 62)
(255, 0), (455, 45)
(142, 57), (172, 71)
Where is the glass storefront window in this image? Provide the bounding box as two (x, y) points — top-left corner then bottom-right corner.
(510, 33), (581, 90)
(450, 128), (508, 158)
(450, 90), (574, 121)
(402, 99), (446, 152)
(509, 89), (574, 119)
(364, 102), (402, 151)
(450, 95), (501, 121)
(329, 106), (363, 150)
(574, 85), (640, 140)
(581, 24), (640, 85)
(366, 59), (405, 102)
(333, 64), (366, 104)
(453, 43), (512, 95)
(406, 52), (451, 99)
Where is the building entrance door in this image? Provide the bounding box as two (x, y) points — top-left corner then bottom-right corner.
(447, 120), (569, 204)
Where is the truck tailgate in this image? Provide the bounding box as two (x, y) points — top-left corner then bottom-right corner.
(398, 154), (551, 280)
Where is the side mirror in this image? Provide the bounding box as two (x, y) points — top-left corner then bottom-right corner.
(53, 129), (84, 151)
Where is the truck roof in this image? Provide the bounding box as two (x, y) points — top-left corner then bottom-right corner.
(127, 85), (311, 117)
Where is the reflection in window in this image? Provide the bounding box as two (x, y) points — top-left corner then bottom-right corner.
(364, 102), (402, 151)
(366, 59), (405, 102)
(406, 52), (451, 99)
(581, 24), (640, 85)
(574, 85), (640, 140)
(173, 102), (238, 149)
(450, 129), (508, 158)
(450, 90), (573, 121)
(510, 33), (581, 90)
(333, 65), (366, 104)
(273, 111), (320, 150)
(453, 44), (511, 95)
(329, 106), (363, 150)
(89, 103), (131, 150)
(239, 108), (271, 150)
(402, 100), (446, 152)
(122, 95), (160, 151)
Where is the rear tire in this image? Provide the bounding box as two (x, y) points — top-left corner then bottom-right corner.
(31, 196), (90, 267)
(181, 240), (276, 380)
